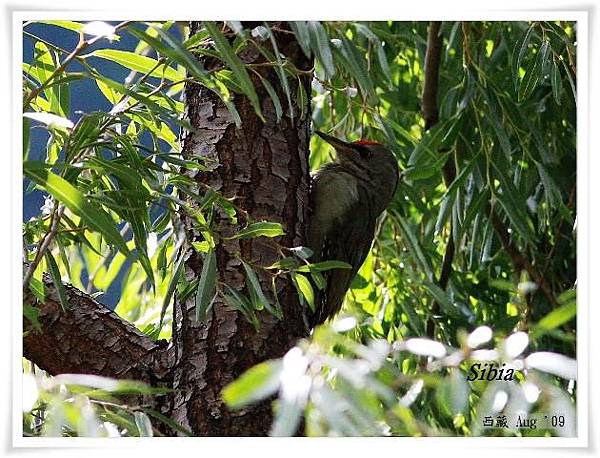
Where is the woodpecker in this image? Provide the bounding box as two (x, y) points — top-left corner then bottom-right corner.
(306, 131), (399, 326)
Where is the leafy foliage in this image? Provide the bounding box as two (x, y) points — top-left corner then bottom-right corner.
(22, 20), (576, 437)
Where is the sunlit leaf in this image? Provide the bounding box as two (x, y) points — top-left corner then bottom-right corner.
(222, 360), (283, 409)
(24, 163), (130, 256)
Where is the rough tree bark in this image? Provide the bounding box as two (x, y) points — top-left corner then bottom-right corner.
(169, 21), (312, 435)
(23, 21), (312, 437)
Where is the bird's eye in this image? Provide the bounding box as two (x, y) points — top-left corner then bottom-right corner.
(353, 144), (373, 158)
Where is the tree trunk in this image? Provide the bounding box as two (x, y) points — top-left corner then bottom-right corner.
(23, 21), (313, 437)
(168, 21), (312, 436)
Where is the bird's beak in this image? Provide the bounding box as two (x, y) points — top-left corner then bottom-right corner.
(315, 131), (356, 154)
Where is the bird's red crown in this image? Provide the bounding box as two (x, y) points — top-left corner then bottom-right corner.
(353, 139), (380, 146)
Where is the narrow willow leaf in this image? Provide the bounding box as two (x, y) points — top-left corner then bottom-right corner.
(90, 49), (182, 82)
(491, 160), (536, 244)
(227, 221), (285, 240)
(44, 251), (69, 312)
(518, 43), (543, 102)
(129, 216), (155, 289)
(297, 77), (307, 121)
(140, 408), (193, 436)
(127, 26), (215, 90)
(295, 260), (352, 273)
(23, 116), (30, 160)
(23, 112), (73, 131)
(435, 192), (456, 236)
(223, 285), (259, 329)
(307, 21), (334, 78)
(258, 74), (283, 122)
(23, 304), (42, 332)
(289, 246), (313, 260)
(195, 249), (217, 321)
(533, 301), (576, 337)
(242, 261), (281, 318)
(134, 411), (154, 437)
(262, 22), (294, 122)
(33, 42), (60, 114)
(512, 24), (534, 90)
(93, 74), (190, 129)
(24, 164), (130, 256)
(182, 28), (210, 49)
(338, 36), (376, 102)
(550, 61), (563, 104)
(266, 257), (300, 271)
(291, 272), (315, 311)
(560, 58), (576, 102)
(204, 21), (263, 121)
(422, 281), (460, 317)
(51, 51), (70, 117)
(28, 276), (45, 303)
(288, 22), (312, 57)
(222, 360), (283, 409)
(311, 271), (326, 290)
(391, 211), (434, 281)
(36, 20), (84, 33)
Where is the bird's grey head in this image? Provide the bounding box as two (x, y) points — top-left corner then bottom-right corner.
(315, 130), (399, 212)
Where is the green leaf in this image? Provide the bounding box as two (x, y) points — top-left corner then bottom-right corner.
(33, 41), (56, 91)
(134, 411), (154, 437)
(23, 112), (73, 131)
(337, 36), (376, 102)
(295, 260), (352, 273)
(560, 58), (576, 102)
(518, 41), (545, 102)
(44, 251), (69, 312)
(141, 408), (193, 436)
(532, 300), (576, 337)
(182, 28), (210, 49)
(92, 73), (189, 129)
(491, 159), (536, 244)
(266, 257), (300, 271)
(288, 22), (312, 58)
(297, 76), (307, 121)
(289, 246), (313, 260)
(90, 49), (183, 82)
(422, 281), (459, 317)
(195, 249), (217, 321)
(291, 272), (315, 311)
(129, 216), (155, 290)
(227, 221), (285, 240)
(127, 25), (214, 90)
(24, 164), (130, 256)
(23, 304), (42, 332)
(512, 24), (534, 91)
(263, 23), (294, 122)
(308, 21), (334, 78)
(550, 61), (563, 104)
(223, 284), (259, 329)
(222, 360), (282, 409)
(257, 74), (283, 122)
(242, 261), (281, 319)
(29, 277), (46, 302)
(36, 20), (84, 33)
(391, 212), (434, 282)
(204, 21), (263, 121)
(23, 116), (30, 160)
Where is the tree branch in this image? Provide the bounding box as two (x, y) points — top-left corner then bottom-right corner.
(422, 21), (456, 337)
(422, 21), (442, 130)
(24, 273), (172, 384)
